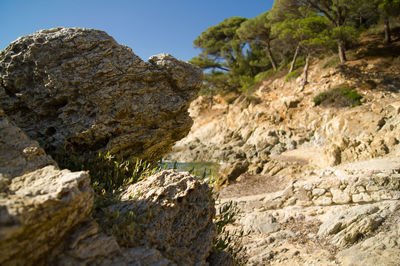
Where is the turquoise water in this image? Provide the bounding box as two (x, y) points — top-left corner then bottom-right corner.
(160, 161), (220, 179)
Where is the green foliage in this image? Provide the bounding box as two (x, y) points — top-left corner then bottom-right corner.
(314, 85), (362, 107)
(285, 70), (300, 82)
(273, 12), (332, 51)
(238, 75), (256, 94)
(254, 69), (273, 81)
(193, 16), (247, 70)
(331, 25), (360, 44)
(236, 11), (272, 44)
(213, 199), (248, 264)
(323, 55), (341, 69)
(55, 151), (158, 193)
(191, 0), (387, 96)
(376, 0), (400, 17)
(52, 150), (160, 209)
(293, 56), (306, 69)
(99, 209), (142, 247)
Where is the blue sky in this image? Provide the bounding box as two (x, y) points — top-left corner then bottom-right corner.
(0, 0), (274, 61)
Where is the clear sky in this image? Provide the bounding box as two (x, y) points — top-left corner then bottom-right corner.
(0, 0), (274, 61)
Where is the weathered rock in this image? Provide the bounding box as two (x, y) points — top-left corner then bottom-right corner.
(337, 223), (400, 266)
(0, 114), (93, 265)
(48, 220), (122, 265)
(0, 109), (54, 181)
(242, 212), (281, 234)
(0, 27), (202, 161)
(1, 111), (215, 265)
(220, 160), (249, 182)
(317, 201), (398, 247)
(50, 220), (175, 266)
(107, 170), (216, 265)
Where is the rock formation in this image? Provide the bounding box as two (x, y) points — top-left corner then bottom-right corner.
(108, 170), (216, 265)
(0, 28), (215, 265)
(0, 111), (93, 265)
(0, 27), (202, 161)
(0, 101), (215, 265)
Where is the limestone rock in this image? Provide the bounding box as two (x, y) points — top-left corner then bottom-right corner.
(0, 109), (94, 265)
(220, 160), (249, 182)
(242, 212), (281, 234)
(48, 220), (122, 265)
(0, 165), (93, 265)
(0, 27), (202, 161)
(207, 251), (235, 266)
(50, 220), (175, 266)
(107, 170), (216, 265)
(0, 109), (54, 181)
(337, 226), (400, 266)
(317, 201), (397, 247)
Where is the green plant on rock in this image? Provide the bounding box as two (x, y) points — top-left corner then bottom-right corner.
(285, 70), (300, 82)
(314, 84), (362, 108)
(213, 198), (248, 265)
(323, 55), (340, 69)
(98, 208), (153, 247)
(51, 149), (160, 209)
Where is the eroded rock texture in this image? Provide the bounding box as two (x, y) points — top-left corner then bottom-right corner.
(0, 27), (202, 161)
(0, 111), (214, 265)
(0, 111), (93, 265)
(108, 170), (216, 265)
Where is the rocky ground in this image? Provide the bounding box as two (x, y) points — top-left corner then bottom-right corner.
(166, 33), (400, 265)
(218, 156), (400, 265)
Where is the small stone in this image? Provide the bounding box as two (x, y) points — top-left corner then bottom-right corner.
(331, 188), (351, 204)
(313, 196), (333, 206)
(312, 188), (326, 196)
(352, 193), (373, 203)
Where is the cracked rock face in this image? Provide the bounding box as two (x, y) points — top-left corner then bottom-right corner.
(0, 27), (202, 161)
(108, 170), (217, 265)
(0, 111), (93, 265)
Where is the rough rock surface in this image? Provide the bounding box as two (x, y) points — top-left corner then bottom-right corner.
(0, 28), (214, 265)
(0, 110), (214, 265)
(217, 159), (400, 265)
(0, 109), (54, 180)
(0, 27), (202, 161)
(108, 170), (216, 265)
(0, 112), (93, 265)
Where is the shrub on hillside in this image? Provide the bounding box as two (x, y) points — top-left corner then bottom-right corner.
(285, 71), (300, 82)
(314, 85), (362, 108)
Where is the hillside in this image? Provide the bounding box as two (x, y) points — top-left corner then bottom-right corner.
(166, 32), (400, 265)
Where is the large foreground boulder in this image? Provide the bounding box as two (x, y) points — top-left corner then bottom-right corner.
(0, 111), (93, 265)
(1, 111), (216, 265)
(0, 27), (202, 161)
(107, 170), (217, 265)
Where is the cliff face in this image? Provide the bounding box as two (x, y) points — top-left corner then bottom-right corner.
(166, 50), (400, 169)
(166, 35), (400, 265)
(0, 27), (202, 161)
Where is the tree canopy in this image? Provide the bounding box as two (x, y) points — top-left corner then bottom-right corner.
(190, 0), (400, 96)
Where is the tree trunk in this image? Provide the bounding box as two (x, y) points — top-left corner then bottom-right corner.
(289, 44), (300, 73)
(300, 54), (310, 91)
(209, 90), (214, 109)
(266, 42), (278, 71)
(338, 42), (347, 63)
(384, 17), (391, 44)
